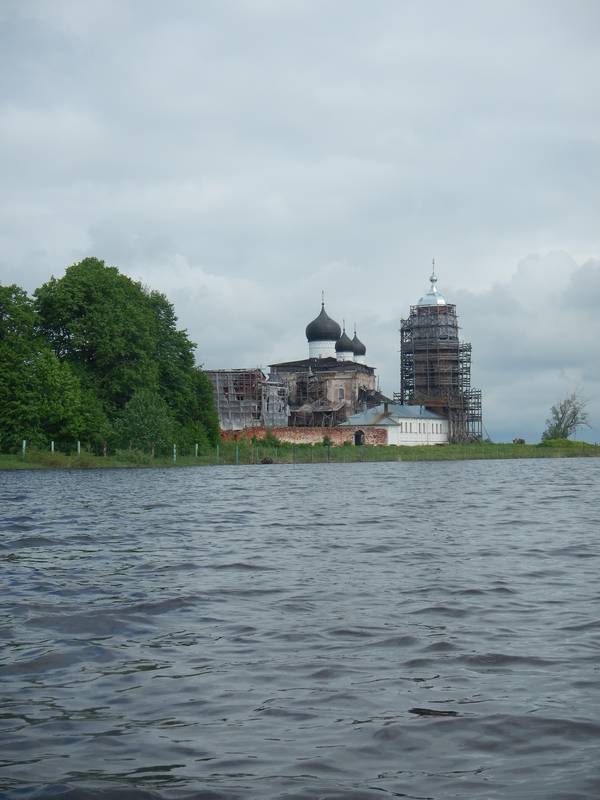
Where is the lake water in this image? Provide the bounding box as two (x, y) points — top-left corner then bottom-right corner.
(1, 459), (599, 800)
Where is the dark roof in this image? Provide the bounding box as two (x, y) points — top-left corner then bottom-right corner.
(269, 357), (374, 375)
(305, 303), (341, 342)
(352, 332), (366, 356)
(335, 330), (355, 353)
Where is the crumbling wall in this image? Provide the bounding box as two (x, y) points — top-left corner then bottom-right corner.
(221, 426), (388, 446)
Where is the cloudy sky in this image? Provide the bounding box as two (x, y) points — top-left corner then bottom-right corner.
(1, 0), (599, 442)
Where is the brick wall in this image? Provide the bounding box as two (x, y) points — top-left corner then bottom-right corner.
(221, 426), (388, 446)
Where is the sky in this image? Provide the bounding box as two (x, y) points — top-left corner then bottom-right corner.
(1, 0), (599, 442)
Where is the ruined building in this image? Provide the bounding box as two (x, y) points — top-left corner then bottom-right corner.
(205, 369), (289, 431)
(269, 301), (385, 427)
(398, 268), (482, 442)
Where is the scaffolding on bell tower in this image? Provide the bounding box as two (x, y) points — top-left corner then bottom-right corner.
(398, 292), (482, 442)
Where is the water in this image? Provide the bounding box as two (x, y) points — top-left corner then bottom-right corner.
(1, 459), (599, 800)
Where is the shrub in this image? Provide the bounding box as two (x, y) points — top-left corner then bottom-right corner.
(262, 430), (281, 447)
(538, 438), (591, 449)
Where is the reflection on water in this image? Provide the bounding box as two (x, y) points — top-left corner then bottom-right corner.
(1, 459), (599, 799)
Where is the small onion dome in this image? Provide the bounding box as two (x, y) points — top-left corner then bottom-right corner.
(306, 302), (341, 342)
(418, 270), (447, 306)
(351, 331), (366, 356)
(335, 329), (355, 353)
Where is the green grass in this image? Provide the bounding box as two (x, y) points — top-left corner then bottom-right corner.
(2, 440), (598, 470)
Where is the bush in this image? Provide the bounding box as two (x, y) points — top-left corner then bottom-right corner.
(262, 430), (282, 447)
(113, 448), (155, 465)
(538, 438), (583, 448)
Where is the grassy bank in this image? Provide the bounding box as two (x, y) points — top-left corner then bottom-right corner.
(1, 440), (599, 470)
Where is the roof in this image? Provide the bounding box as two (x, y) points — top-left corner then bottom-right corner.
(352, 331), (366, 355)
(339, 402), (447, 427)
(292, 399), (346, 414)
(335, 329), (355, 353)
(269, 357), (374, 374)
(417, 271), (448, 306)
(305, 303), (342, 342)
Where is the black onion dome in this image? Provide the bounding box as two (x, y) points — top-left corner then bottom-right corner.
(305, 303), (341, 342)
(335, 329), (355, 352)
(352, 332), (366, 356)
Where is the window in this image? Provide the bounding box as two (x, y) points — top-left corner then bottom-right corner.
(338, 386), (345, 401)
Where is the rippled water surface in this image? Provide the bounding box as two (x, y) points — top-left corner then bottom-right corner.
(1, 459), (599, 800)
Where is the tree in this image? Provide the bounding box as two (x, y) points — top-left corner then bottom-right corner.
(0, 284), (87, 450)
(34, 257), (160, 410)
(542, 393), (590, 441)
(115, 389), (175, 456)
(2, 260), (219, 451)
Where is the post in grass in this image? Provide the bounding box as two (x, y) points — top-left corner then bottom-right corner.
(50, 441), (54, 453)
(22, 439), (26, 459)
(173, 443), (177, 463)
(77, 440), (81, 455)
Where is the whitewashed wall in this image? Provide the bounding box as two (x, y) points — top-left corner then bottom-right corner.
(385, 419), (449, 446)
(308, 340), (336, 358)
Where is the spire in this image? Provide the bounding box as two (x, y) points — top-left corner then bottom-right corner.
(321, 289), (325, 308)
(430, 258), (437, 288)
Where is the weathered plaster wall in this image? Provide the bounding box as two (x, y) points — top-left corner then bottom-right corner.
(221, 426), (388, 446)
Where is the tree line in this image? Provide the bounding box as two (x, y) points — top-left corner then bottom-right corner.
(0, 257), (219, 454)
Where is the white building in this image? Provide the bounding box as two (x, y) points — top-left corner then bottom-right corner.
(339, 402), (449, 446)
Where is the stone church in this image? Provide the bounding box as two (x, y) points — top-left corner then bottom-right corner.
(269, 301), (385, 427)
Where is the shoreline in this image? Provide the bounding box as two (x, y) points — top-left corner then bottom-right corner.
(1, 442), (599, 471)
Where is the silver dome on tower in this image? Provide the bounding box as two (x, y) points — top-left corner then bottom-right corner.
(417, 260), (447, 306)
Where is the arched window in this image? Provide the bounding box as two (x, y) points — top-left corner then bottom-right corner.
(354, 430), (365, 446)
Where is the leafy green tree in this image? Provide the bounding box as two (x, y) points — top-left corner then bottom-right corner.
(30, 349), (85, 445)
(3, 260), (219, 451)
(34, 257), (160, 410)
(0, 284), (86, 450)
(34, 257), (217, 444)
(188, 368), (220, 446)
(542, 393), (590, 441)
(115, 389), (175, 456)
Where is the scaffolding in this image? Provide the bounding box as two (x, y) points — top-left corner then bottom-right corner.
(289, 370), (345, 427)
(400, 303), (483, 441)
(206, 369), (289, 430)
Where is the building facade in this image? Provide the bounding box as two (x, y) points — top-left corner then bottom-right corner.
(269, 301), (383, 426)
(339, 402), (449, 445)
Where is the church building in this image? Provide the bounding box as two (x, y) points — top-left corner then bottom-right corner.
(269, 300), (385, 427)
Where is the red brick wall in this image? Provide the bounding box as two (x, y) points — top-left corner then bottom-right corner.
(221, 426), (388, 446)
